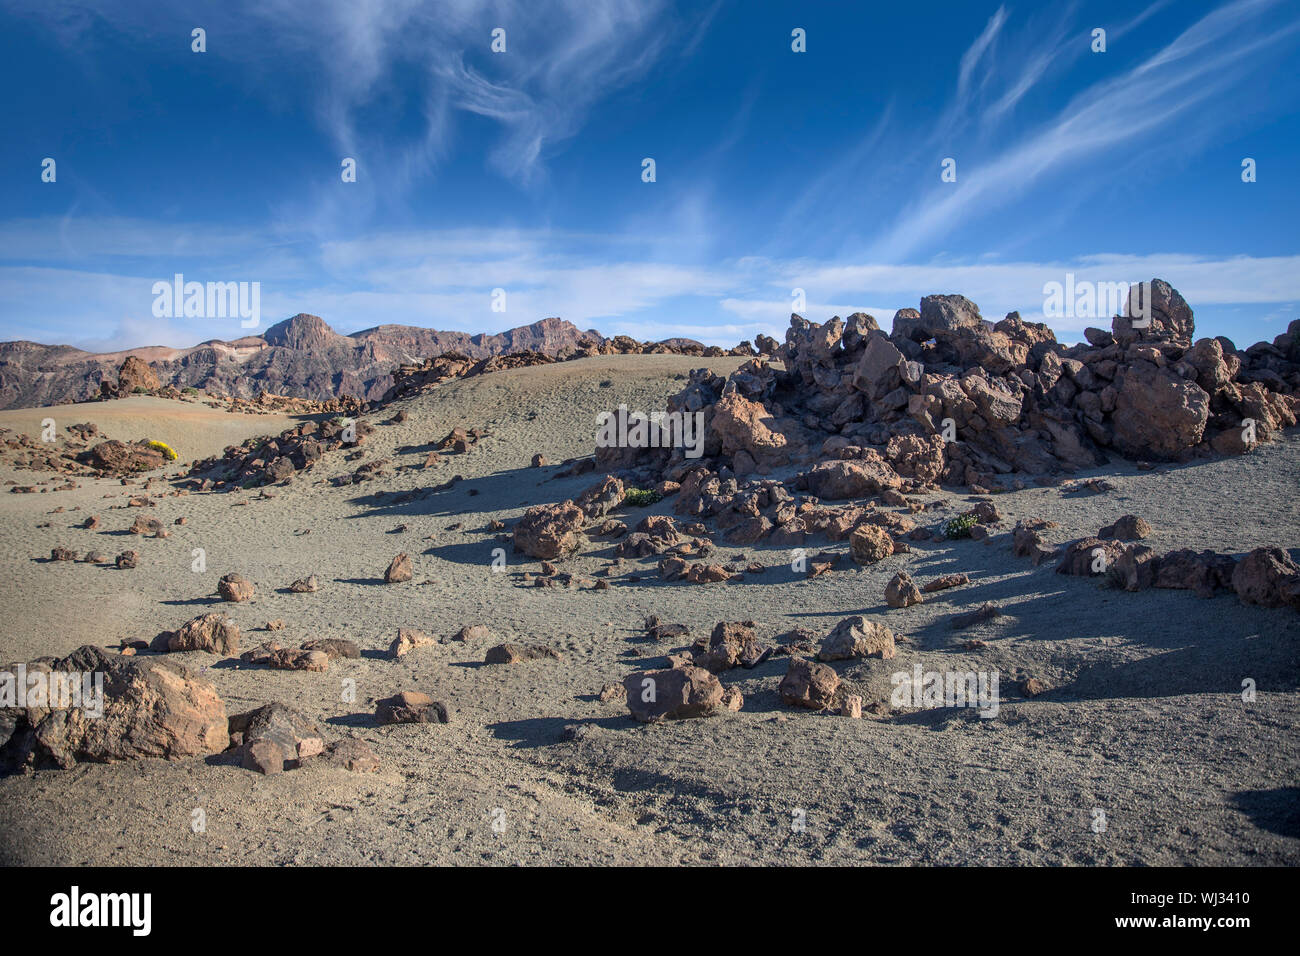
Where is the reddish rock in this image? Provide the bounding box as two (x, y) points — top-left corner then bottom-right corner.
(922, 572), (969, 592)
(779, 658), (841, 709)
(623, 666), (725, 722)
(849, 524), (893, 564)
(384, 553), (413, 583)
(513, 500), (586, 559)
(376, 691), (451, 725)
(387, 629), (435, 658)
(1098, 515), (1152, 540)
(817, 616), (896, 661)
(0, 645), (228, 769)
(885, 571), (923, 608)
(156, 612), (241, 655)
(217, 573), (254, 602)
(1232, 547), (1300, 610)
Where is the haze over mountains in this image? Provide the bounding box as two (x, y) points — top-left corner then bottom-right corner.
(0, 314), (619, 410)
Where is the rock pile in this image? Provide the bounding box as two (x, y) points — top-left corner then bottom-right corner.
(597, 280), (1298, 503)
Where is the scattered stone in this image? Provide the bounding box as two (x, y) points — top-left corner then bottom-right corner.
(240, 643), (329, 671)
(301, 638), (360, 660)
(817, 616), (896, 661)
(129, 515), (164, 536)
(1020, 677), (1047, 697)
(885, 571), (923, 608)
(289, 574), (319, 593)
(922, 572), (969, 592)
(326, 737), (380, 772)
(384, 553), (413, 583)
(217, 573), (255, 602)
(779, 658), (841, 709)
(375, 691), (451, 725)
(849, 524), (893, 564)
(513, 500), (586, 559)
(387, 629), (436, 659)
(1232, 547), (1300, 610)
(1098, 515), (1153, 540)
(452, 624), (490, 642)
(841, 695), (863, 719)
(115, 550), (139, 569)
(623, 666), (724, 722)
(484, 643), (561, 664)
(153, 612), (241, 654)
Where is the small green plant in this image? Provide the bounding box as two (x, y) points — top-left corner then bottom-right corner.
(623, 488), (662, 507)
(183, 386), (199, 395)
(942, 512), (979, 539)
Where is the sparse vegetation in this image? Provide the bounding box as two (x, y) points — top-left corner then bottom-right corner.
(942, 512), (979, 539)
(623, 487), (662, 507)
(146, 439), (178, 461)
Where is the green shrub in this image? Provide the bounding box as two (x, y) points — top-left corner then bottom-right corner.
(942, 512), (979, 539)
(623, 487), (662, 507)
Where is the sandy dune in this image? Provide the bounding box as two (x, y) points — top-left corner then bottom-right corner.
(0, 395), (298, 464)
(0, 354), (1296, 866)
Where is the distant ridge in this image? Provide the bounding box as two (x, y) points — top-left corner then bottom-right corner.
(0, 315), (609, 410)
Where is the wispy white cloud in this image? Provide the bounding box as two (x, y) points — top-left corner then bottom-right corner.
(874, 0), (1300, 261)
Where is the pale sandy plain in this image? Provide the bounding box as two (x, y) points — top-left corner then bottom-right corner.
(0, 354), (1297, 866)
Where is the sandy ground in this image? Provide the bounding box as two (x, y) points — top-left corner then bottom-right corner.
(0, 395), (298, 465)
(0, 353), (1296, 866)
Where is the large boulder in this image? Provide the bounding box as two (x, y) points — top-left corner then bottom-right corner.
(154, 612), (241, 655)
(0, 645), (228, 770)
(1110, 363), (1209, 460)
(1231, 547), (1300, 610)
(817, 616), (896, 661)
(779, 658), (841, 709)
(623, 666), (725, 722)
(1112, 279), (1195, 347)
(804, 454), (903, 500)
(513, 501), (586, 559)
(81, 440), (167, 474)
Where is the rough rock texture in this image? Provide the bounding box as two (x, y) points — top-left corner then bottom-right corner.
(513, 501), (586, 560)
(849, 525), (893, 564)
(817, 616), (896, 661)
(376, 692), (451, 725)
(623, 666), (725, 722)
(779, 658), (842, 709)
(153, 612), (241, 655)
(885, 571), (924, 608)
(1231, 547), (1300, 610)
(384, 553), (413, 583)
(585, 281), (1298, 532)
(0, 645), (228, 770)
(217, 573), (255, 602)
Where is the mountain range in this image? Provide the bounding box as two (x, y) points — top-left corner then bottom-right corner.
(0, 314), (617, 410)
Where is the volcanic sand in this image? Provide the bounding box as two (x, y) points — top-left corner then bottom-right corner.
(0, 354), (1297, 865)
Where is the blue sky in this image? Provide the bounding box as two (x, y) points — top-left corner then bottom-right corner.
(1, 0), (1298, 351)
